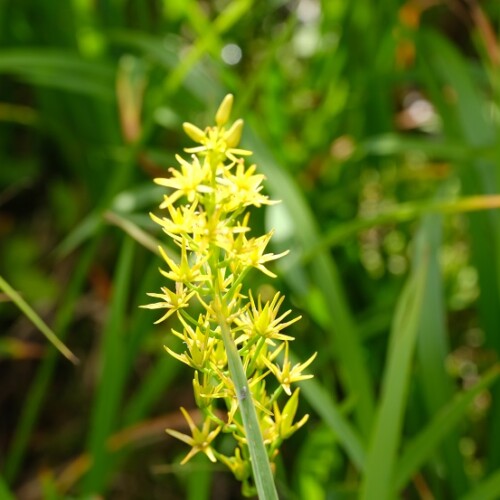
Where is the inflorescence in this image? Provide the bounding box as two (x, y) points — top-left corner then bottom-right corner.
(143, 94), (315, 496)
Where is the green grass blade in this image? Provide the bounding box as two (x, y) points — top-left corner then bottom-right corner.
(461, 467), (500, 500)
(360, 240), (428, 500)
(0, 49), (115, 99)
(83, 236), (135, 493)
(298, 195), (500, 260)
(122, 259), (182, 427)
(0, 477), (15, 500)
(122, 356), (182, 427)
(413, 213), (467, 495)
(245, 130), (375, 437)
(164, 0), (253, 94)
(421, 28), (500, 471)
(297, 374), (365, 470)
(4, 240), (99, 482)
(104, 211), (160, 255)
(0, 275), (78, 364)
(394, 364), (500, 492)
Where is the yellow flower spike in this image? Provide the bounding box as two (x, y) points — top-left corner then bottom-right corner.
(145, 95), (314, 498)
(166, 407), (221, 464)
(215, 93), (234, 126)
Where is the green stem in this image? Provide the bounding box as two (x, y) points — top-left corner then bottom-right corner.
(212, 297), (279, 500)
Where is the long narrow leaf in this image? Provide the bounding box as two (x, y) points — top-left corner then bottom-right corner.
(395, 364), (500, 491)
(461, 466), (500, 500)
(83, 237), (135, 493)
(360, 245), (428, 499)
(0, 275), (78, 364)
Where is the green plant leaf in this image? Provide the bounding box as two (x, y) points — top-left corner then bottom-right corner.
(0, 275), (78, 364)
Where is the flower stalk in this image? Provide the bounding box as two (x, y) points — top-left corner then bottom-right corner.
(143, 94), (315, 497)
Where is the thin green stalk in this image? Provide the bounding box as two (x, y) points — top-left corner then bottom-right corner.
(213, 298), (279, 500)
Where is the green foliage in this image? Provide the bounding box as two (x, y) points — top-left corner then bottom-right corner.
(1, 1), (500, 498)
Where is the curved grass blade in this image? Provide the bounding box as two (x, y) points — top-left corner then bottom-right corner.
(394, 364), (500, 492)
(461, 466), (500, 500)
(297, 374), (365, 470)
(0, 275), (78, 364)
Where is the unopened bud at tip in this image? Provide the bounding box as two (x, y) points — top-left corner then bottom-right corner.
(216, 94), (234, 126)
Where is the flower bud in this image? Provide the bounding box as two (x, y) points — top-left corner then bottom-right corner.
(216, 94), (234, 126)
(183, 122), (206, 143)
(225, 118), (244, 148)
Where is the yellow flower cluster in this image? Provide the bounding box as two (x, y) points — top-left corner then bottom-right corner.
(143, 94), (315, 495)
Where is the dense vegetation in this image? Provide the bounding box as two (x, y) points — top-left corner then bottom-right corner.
(1, 1), (500, 498)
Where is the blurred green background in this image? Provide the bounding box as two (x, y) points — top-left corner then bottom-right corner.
(1, 1), (500, 498)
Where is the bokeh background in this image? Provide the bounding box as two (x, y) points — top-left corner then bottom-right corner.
(1, 1), (500, 498)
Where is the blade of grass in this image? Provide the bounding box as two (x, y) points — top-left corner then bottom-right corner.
(104, 210), (160, 255)
(122, 356), (182, 427)
(362, 133), (498, 162)
(413, 213), (467, 496)
(296, 370), (366, 470)
(421, 29), (500, 470)
(461, 466), (500, 500)
(360, 235), (429, 500)
(0, 49), (114, 99)
(296, 195), (500, 264)
(245, 129), (375, 437)
(83, 236), (135, 494)
(0, 275), (78, 364)
(4, 239), (98, 482)
(0, 477), (15, 500)
(122, 258), (182, 427)
(164, 0), (253, 94)
(394, 364), (500, 492)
